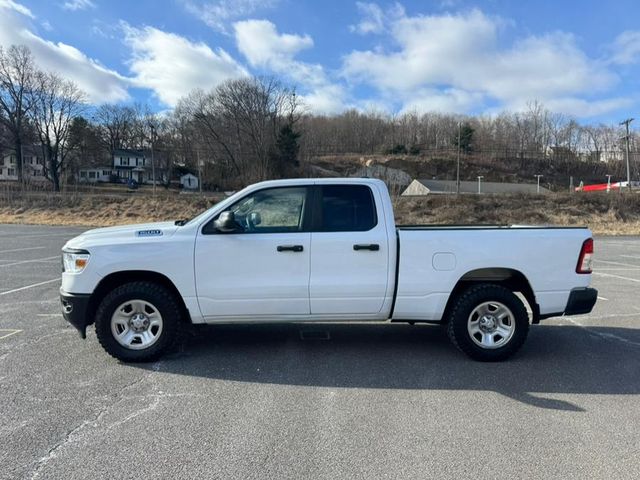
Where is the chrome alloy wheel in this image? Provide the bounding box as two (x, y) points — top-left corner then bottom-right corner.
(467, 301), (515, 349)
(110, 299), (163, 350)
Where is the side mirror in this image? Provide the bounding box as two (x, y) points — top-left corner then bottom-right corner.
(249, 211), (261, 226)
(214, 211), (239, 233)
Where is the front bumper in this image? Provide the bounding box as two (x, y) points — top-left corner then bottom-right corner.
(60, 290), (91, 339)
(564, 287), (598, 316)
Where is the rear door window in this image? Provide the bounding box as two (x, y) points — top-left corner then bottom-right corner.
(319, 185), (377, 232)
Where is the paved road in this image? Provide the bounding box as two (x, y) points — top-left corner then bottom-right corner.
(0, 225), (638, 479)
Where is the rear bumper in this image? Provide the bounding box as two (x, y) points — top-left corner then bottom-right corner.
(564, 287), (598, 316)
(538, 287), (598, 321)
(60, 289), (91, 339)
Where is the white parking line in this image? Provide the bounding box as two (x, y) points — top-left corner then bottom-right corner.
(565, 318), (640, 347)
(597, 296), (609, 301)
(0, 246), (47, 255)
(595, 259), (640, 268)
(0, 233), (76, 240)
(620, 254), (640, 260)
(0, 256), (59, 268)
(600, 242), (640, 248)
(593, 272), (640, 283)
(0, 329), (22, 340)
(574, 312), (640, 320)
(0, 278), (59, 296)
(596, 268), (640, 271)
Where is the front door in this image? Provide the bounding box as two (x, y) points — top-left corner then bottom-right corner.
(195, 186), (312, 318)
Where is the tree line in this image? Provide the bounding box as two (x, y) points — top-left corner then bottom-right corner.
(1, 44), (637, 191)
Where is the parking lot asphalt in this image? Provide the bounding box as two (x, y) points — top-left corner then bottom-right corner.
(0, 224), (638, 480)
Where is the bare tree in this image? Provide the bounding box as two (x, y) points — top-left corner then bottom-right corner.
(176, 88), (243, 182)
(30, 71), (86, 191)
(0, 45), (37, 181)
(93, 103), (136, 154)
(176, 77), (300, 185)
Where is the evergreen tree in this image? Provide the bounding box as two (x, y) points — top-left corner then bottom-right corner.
(271, 123), (301, 177)
(453, 122), (475, 153)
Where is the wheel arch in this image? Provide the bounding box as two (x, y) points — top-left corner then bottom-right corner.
(441, 268), (538, 324)
(87, 270), (191, 327)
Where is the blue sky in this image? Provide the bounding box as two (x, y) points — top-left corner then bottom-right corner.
(2, 0), (640, 122)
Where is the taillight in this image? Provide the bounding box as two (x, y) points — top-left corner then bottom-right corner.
(576, 238), (593, 274)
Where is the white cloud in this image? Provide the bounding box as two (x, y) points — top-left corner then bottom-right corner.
(123, 24), (248, 107)
(61, 0), (96, 11)
(184, 0), (279, 34)
(350, 2), (385, 35)
(0, 1), (129, 103)
(610, 31), (640, 65)
(0, 0), (34, 18)
(234, 19), (346, 114)
(300, 84), (348, 115)
(343, 9), (625, 117)
(234, 19), (313, 68)
(349, 2), (404, 35)
(401, 88), (484, 114)
(543, 97), (634, 119)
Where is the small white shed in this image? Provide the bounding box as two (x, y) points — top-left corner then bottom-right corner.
(180, 173), (199, 190)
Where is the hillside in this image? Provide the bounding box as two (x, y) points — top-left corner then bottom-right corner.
(1, 190), (639, 235)
(309, 153), (625, 191)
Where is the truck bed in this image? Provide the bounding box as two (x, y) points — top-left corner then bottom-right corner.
(397, 224), (589, 230)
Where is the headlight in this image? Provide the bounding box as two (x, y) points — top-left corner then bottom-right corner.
(62, 250), (90, 273)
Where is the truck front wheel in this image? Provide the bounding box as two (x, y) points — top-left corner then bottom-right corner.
(95, 281), (181, 362)
(447, 284), (529, 361)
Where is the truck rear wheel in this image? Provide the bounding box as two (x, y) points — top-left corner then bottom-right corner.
(95, 281), (180, 362)
(447, 284), (529, 361)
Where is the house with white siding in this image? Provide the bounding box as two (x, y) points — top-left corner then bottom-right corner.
(78, 167), (113, 183)
(0, 146), (47, 182)
(180, 173), (199, 190)
(112, 149), (148, 183)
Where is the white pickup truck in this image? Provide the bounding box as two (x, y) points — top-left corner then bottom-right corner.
(60, 178), (597, 362)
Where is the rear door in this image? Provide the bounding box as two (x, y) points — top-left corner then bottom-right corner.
(309, 184), (390, 315)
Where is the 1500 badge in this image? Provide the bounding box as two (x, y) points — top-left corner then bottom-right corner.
(136, 229), (163, 237)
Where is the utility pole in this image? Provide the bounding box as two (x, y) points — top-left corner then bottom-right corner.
(456, 121), (461, 194)
(196, 149), (203, 194)
(149, 123), (156, 197)
(620, 118), (634, 192)
(477, 175), (483, 194)
(535, 174), (543, 194)
(606, 174), (612, 193)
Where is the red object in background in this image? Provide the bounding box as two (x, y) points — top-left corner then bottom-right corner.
(575, 181), (628, 192)
(579, 183), (614, 192)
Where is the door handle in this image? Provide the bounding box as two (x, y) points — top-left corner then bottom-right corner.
(353, 244), (380, 251)
(277, 245), (304, 252)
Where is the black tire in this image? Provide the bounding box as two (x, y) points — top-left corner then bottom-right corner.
(95, 281), (181, 362)
(447, 284), (529, 361)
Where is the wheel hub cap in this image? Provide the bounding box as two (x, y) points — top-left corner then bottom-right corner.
(129, 313), (150, 332)
(479, 315), (497, 331)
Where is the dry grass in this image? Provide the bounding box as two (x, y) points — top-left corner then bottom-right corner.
(394, 192), (640, 235)
(0, 193), (220, 227)
(0, 191), (639, 235)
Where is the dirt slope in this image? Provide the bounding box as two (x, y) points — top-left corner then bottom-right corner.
(1, 191), (639, 235)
